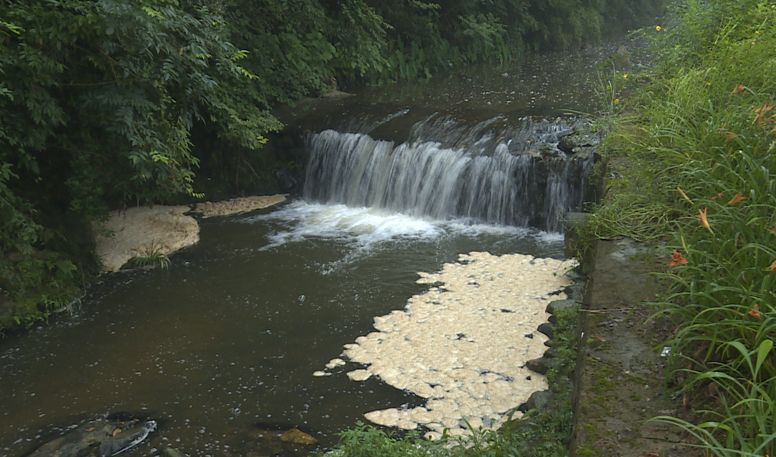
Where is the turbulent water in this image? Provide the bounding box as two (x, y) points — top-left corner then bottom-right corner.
(303, 115), (593, 232)
(0, 41), (612, 457)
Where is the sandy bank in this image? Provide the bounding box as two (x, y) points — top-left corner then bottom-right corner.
(321, 251), (577, 438)
(93, 206), (199, 273)
(93, 195), (287, 272)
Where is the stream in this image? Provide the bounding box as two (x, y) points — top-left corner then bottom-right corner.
(0, 42), (624, 457)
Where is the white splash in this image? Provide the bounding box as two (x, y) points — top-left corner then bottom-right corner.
(247, 200), (554, 249)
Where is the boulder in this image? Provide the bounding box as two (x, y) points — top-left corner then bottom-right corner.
(28, 418), (156, 457)
(546, 299), (579, 314)
(526, 357), (551, 375)
(538, 322), (554, 338)
(518, 390), (553, 413)
(279, 428), (318, 446)
(564, 283), (586, 302)
(558, 131), (600, 155)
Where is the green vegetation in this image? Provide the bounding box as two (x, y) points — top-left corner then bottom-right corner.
(0, 0), (664, 332)
(322, 306), (580, 457)
(124, 244), (172, 271)
(1, 0), (276, 331)
(586, 0), (776, 454)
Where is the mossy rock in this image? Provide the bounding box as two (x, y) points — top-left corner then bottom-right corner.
(280, 428), (317, 446)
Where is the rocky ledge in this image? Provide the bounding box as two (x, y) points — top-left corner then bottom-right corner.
(190, 194), (287, 218)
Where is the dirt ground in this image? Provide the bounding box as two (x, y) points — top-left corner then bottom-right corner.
(572, 239), (700, 457)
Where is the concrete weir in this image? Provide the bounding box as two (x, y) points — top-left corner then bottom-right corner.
(320, 251), (577, 439)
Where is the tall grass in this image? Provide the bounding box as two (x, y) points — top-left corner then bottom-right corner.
(591, 0), (776, 454)
(652, 340), (776, 456)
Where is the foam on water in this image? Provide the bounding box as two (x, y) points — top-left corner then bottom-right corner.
(246, 200), (556, 249)
(303, 119), (594, 232)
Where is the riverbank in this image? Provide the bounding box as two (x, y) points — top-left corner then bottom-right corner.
(572, 238), (696, 457)
(92, 194), (288, 273)
(0, 195), (288, 332)
(577, 1), (775, 455)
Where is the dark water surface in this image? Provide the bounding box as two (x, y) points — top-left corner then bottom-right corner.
(0, 41), (623, 456)
(0, 206), (563, 456)
(277, 41), (638, 137)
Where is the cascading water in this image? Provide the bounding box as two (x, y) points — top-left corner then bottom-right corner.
(303, 115), (595, 232)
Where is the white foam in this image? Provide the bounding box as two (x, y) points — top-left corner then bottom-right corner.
(247, 200), (557, 248)
(321, 252), (578, 438)
(247, 201), (440, 246)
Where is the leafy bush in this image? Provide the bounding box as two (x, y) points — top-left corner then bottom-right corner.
(1, 0), (278, 328)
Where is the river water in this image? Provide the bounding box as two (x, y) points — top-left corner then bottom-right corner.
(0, 43), (618, 456)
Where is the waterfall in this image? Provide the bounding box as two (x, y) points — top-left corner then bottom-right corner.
(303, 116), (594, 232)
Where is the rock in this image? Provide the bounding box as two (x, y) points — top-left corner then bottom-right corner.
(558, 131), (600, 155)
(571, 146), (597, 161)
(93, 206), (199, 272)
(564, 269), (585, 282)
(526, 357), (554, 375)
(163, 448), (186, 457)
(98, 420), (157, 457)
(538, 322), (554, 338)
(564, 283), (586, 302)
(279, 428), (317, 446)
(191, 194), (287, 219)
(28, 418), (156, 457)
(518, 390), (552, 413)
(546, 299), (579, 314)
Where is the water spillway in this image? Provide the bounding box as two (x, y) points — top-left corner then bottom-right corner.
(302, 115), (595, 232)
(0, 43), (613, 456)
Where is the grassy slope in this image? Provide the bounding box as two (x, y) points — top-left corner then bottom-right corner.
(585, 0), (775, 454)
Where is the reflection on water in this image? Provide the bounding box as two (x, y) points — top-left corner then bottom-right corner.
(0, 37), (630, 455)
(277, 40), (641, 139)
(0, 202), (563, 457)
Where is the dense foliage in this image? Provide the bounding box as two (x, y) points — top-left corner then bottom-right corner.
(0, 0), (663, 329)
(587, 0), (775, 453)
(1, 0), (278, 328)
